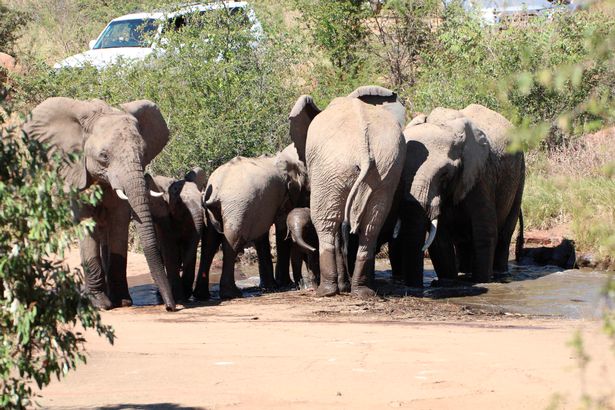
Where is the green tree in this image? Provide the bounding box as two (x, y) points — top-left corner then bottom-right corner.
(0, 2), (29, 55)
(0, 107), (114, 409)
(294, 0), (370, 77)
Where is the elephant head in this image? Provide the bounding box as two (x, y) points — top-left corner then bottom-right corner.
(403, 108), (490, 249)
(277, 144), (309, 208)
(289, 85), (405, 162)
(24, 97), (175, 310)
(146, 168), (206, 235)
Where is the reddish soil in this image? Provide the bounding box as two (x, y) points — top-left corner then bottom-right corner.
(37, 249), (615, 409)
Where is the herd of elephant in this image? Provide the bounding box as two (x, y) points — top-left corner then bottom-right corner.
(24, 85), (524, 311)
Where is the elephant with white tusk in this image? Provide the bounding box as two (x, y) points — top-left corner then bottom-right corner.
(397, 104), (525, 286)
(146, 167), (206, 302)
(193, 144), (308, 300)
(289, 86), (407, 298)
(23, 97), (175, 311)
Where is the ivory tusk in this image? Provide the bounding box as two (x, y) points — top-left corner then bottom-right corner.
(421, 219), (438, 252)
(115, 189), (129, 201)
(150, 190), (164, 197)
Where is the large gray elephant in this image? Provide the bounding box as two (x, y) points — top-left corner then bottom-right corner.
(146, 168), (206, 302)
(289, 86), (406, 298)
(193, 144), (308, 300)
(24, 97), (175, 311)
(399, 104), (525, 285)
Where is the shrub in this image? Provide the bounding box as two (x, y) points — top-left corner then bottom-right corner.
(0, 107), (114, 409)
(13, 5), (302, 178)
(0, 3), (29, 55)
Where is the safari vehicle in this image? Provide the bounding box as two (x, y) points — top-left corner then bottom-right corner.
(461, 0), (579, 25)
(54, 1), (262, 69)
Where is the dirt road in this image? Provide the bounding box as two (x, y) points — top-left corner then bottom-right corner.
(39, 251), (615, 409)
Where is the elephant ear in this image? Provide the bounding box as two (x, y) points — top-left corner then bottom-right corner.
(120, 100), (169, 166)
(289, 95), (321, 163)
(347, 85), (406, 128)
(276, 149), (308, 206)
(452, 118), (490, 204)
(185, 167), (206, 191)
(145, 174), (171, 219)
(23, 97), (110, 191)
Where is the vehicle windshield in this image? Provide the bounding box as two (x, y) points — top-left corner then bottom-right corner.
(93, 19), (158, 49)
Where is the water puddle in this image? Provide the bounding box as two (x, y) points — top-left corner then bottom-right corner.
(127, 261), (610, 319)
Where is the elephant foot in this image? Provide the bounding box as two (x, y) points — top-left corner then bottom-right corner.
(114, 298), (133, 308)
(260, 279), (279, 293)
(299, 278), (318, 291)
(493, 271), (512, 283)
(220, 284), (243, 300)
(338, 278), (351, 293)
(89, 291), (113, 310)
(315, 282), (338, 297)
(192, 288), (211, 301)
(351, 285), (376, 299)
(472, 272), (492, 284)
(274, 275), (292, 288)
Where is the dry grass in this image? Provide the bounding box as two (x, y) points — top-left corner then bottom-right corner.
(523, 128), (615, 257)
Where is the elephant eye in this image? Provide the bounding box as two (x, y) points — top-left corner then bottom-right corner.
(99, 151), (109, 164)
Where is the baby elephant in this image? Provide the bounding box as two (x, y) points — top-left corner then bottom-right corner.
(286, 207), (350, 292)
(194, 144), (308, 300)
(287, 208), (320, 289)
(146, 168), (206, 302)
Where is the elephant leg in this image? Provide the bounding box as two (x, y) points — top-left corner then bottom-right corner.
(456, 240), (474, 274)
(255, 233), (278, 291)
(290, 245), (307, 289)
(494, 186), (524, 274)
(388, 237), (403, 282)
(350, 237), (377, 298)
(429, 227), (458, 281)
(274, 222), (292, 287)
(80, 225), (113, 310)
(400, 204), (429, 288)
(105, 205), (132, 307)
(194, 227), (222, 301)
(469, 211), (497, 283)
(219, 237), (242, 300)
(181, 238), (198, 300)
(335, 232), (350, 293)
(315, 231), (339, 297)
(307, 251), (320, 289)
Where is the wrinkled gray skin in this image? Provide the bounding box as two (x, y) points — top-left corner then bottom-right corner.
(287, 207), (330, 290)
(146, 168), (206, 302)
(193, 144), (308, 300)
(24, 97), (175, 310)
(399, 104), (525, 285)
(289, 86), (406, 298)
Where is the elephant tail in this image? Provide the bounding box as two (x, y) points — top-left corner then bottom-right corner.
(203, 184), (224, 234)
(343, 98), (375, 235)
(515, 209), (524, 262)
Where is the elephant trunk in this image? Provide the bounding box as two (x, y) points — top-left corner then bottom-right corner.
(123, 167), (176, 311)
(288, 221), (316, 253)
(410, 176), (439, 251)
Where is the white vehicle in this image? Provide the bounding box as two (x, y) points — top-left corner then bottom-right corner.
(459, 0), (578, 25)
(54, 2), (262, 69)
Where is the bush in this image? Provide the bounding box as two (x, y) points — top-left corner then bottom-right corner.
(13, 5), (302, 178)
(0, 3), (29, 55)
(0, 107), (114, 408)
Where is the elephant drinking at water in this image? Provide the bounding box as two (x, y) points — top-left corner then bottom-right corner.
(398, 104), (525, 286)
(24, 97), (176, 310)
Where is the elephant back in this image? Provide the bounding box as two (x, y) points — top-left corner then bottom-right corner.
(461, 104), (512, 154)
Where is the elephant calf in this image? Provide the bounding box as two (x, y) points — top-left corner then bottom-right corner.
(146, 168), (206, 302)
(194, 144), (308, 300)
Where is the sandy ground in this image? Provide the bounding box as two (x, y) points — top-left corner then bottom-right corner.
(38, 250), (615, 410)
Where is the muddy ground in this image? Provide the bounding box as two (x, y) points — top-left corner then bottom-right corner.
(38, 249), (615, 409)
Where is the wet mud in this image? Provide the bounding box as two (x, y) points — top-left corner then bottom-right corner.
(127, 259), (609, 319)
